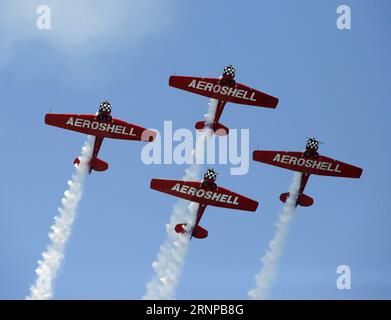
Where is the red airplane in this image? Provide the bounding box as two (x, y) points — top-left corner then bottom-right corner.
(169, 65), (279, 136)
(150, 169), (259, 239)
(253, 138), (363, 207)
(45, 101), (156, 174)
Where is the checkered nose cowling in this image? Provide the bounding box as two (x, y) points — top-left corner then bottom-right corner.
(223, 65), (235, 77)
(204, 169), (217, 181)
(306, 139), (319, 150)
(99, 101), (112, 113)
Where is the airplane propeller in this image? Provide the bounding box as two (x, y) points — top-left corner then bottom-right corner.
(307, 137), (324, 144)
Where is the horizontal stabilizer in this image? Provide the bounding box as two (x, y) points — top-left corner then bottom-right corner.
(195, 121), (206, 130)
(192, 225), (208, 239)
(280, 192), (314, 207)
(91, 158), (109, 172)
(195, 121), (229, 136)
(174, 223), (208, 239)
(297, 194), (314, 207)
(279, 192), (290, 203)
(212, 122), (229, 136)
(175, 223), (187, 234)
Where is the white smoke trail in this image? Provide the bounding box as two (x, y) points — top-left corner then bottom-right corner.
(204, 98), (218, 126)
(143, 99), (217, 300)
(248, 172), (302, 300)
(27, 136), (94, 300)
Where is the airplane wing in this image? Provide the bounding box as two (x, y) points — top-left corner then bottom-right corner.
(151, 179), (259, 211)
(253, 150), (363, 178)
(45, 114), (156, 142)
(169, 76), (278, 108)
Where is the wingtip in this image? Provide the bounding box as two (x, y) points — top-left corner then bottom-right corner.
(150, 178), (158, 190)
(168, 75), (175, 86)
(142, 129), (157, 142)
(273, 97), (279, 108)
(356, 167), (364, 179)
(44, 113), (55, 125)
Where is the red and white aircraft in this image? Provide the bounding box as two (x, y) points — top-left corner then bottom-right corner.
(253, 138), (363, 207)
(150, 169), (259, 239)
(45, 101), (156, 174)
(169, 65), (279, 135)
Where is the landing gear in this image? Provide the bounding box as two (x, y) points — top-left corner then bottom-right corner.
(304, 150), (319, 159)
(202, 181), (209, 188)
(201, 181), (217, 189)
(220, 78), (236, 86)
(97, 114), (112, 122)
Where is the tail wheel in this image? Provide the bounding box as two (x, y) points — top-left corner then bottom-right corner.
(202, 181), (209, 188)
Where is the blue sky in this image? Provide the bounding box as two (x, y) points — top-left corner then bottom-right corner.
(0, 0), (390, 299)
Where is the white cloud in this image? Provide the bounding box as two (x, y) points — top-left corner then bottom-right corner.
(0, 0), (175, 66)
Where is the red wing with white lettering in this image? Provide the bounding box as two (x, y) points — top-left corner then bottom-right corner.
(253, 150), (363, 178)
(210, 185), (259, 211)
(150, 179), (259, 211)
(150, 179), (193, 201)
(45, 114), (156, 142)
(169, 76), (278, 108)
